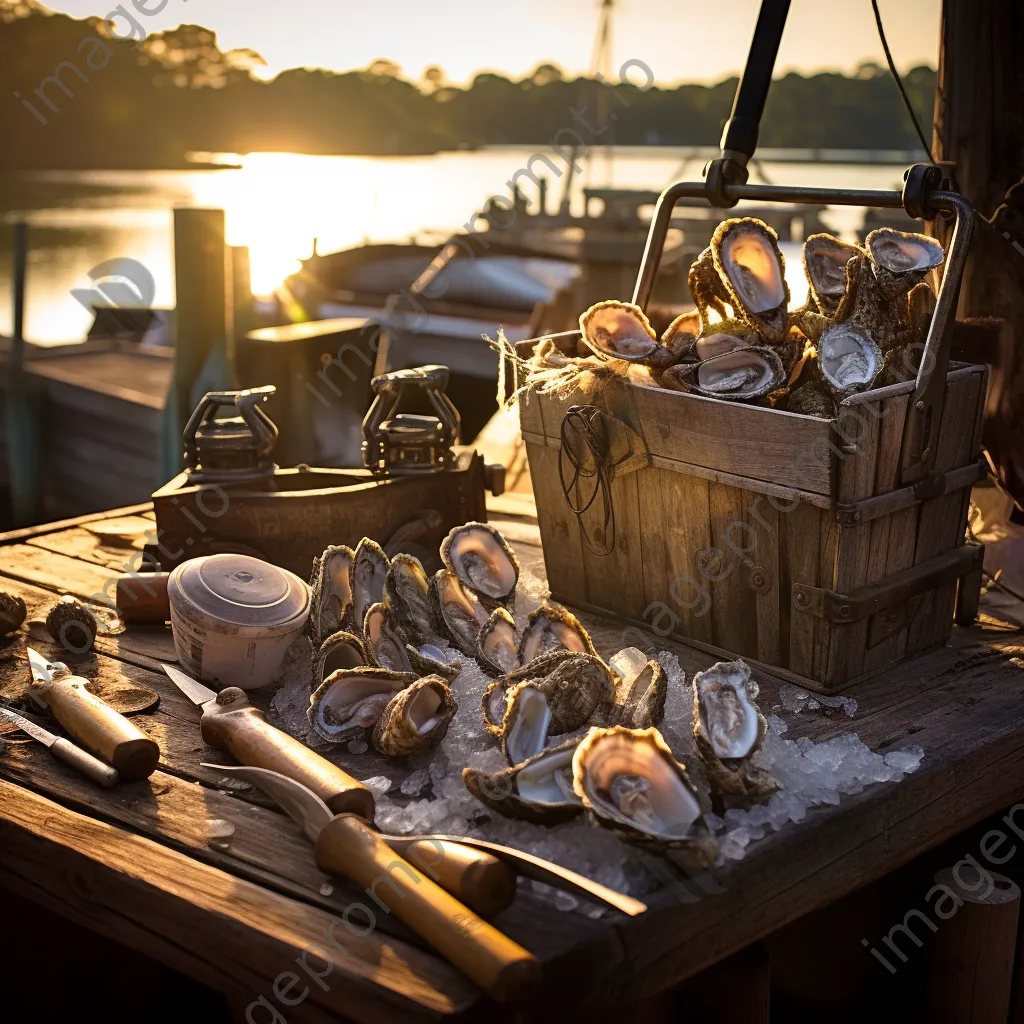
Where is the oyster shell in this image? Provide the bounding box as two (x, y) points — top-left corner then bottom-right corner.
(500, 681), (552, 764)
(688, 245), (733, 327)
(309, 545), (354, 648)
(661, 346), (785, 401)
(350, 538), (389, 639)
(607, 648), (666, 729)
(463, 737), (584, 824)
(383, 553), (434, 644)
(818, 323), (883, 394)
(866, 228), (944, 301)
(476, 606), (521, 676)
(314, 630), (368, 685)
(579, 300), (661, 363)
(406, 642), (461, 682)
(372, 675), (457, 758)
(694, 323), (760, 360)
(787, 381), (836, 420)
(481, 649), (580, 735)
(517, 601), (596, 665)
(0, 593), (27, 636)
(45, 595), (97, 654)
(692, 660), (777, 800)
(308, 667), (416, 744)
(440, 522), (520, 608)
(429, 569), (490, 656)
(572, 726), (717, 864)
(660, 310), (703, 362)
(363, 603), (414, 673)
(802, 234), (864, 317)
(712, 218), (790, 343)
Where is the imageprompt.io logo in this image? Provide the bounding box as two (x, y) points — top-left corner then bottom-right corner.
(72, 258), (155, 311)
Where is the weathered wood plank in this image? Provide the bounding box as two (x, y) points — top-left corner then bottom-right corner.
(707, 482), (758, 660)
(27, 515), (156, 571)
(746, 490), (781, 667)
(781, 501), (821, 677)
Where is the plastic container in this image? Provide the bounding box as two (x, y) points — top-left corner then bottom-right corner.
(167, 554), (311, 690)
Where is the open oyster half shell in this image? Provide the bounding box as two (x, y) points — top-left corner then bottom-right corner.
(314, 630), (368, 686)
(440, 522), (520, 609)
(579, 300), (662, 363)
(429, 568), (490, 656)
(692, 660), (778, 801)
(350, 538), (390, 641)
(517, 601), (596, 665)
(308, 667), (416, 744)
(463, 737), (584, 824)
(818, 322), (883, 395)
(371, 675), (456, 758)
(309, 545), (354, 648)
(802, 234), (864, 318)
(364, 602), (414, 673)
(606, 648), (667, 729)
(476, 606), (521, 676)
(573, 726), (717, 864)
(482, 649), (582, 735)
(866, 227), (944, 301)
(661, 346), (785, 401)
(383, 553), (435, 645)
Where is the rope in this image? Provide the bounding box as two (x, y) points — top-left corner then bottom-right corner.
(559, 406), (617, 556)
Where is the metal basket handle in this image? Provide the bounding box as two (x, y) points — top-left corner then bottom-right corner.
(630, 180), (974, 484)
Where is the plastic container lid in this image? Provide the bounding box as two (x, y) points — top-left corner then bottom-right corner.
(168, 554), (310, 635)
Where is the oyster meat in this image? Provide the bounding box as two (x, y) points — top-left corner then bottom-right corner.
(818, 323), (883, 394)
(500, 681), (553, 764)
(350, 538), (390, 639)
(661, 346), (785, 401)
(476, 606), (521, 676)
(580, 300), (661, 363)
(866, 228), (944, 301)
(383, 553), (434, 644)
(463, 737), (584, 824)
(309, 545), (355, 648)
(802, 234), (863, 317)
(314, 630), (368, 685)
(440, 522), (520, 608)
(308, 667), (416, 744)
(517, 601), (596, 664)
(372, 675), (457, 758)
(607, 648), (666, 729)
(572, 726), (717, 864)
(692, 660), (777, 800)
(430, 569), (490, 656)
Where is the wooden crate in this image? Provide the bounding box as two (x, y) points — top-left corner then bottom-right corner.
(519, 344), (988, 692)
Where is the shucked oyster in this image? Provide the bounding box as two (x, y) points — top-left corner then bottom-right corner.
(430, 569), (490, 656)
(606, 648), (667, 729)
(372, 675), (456, 758)
(580, 300), (661, 363)
(802, 234), (864, 317)
(661, 346), (785, 401)
(517, 601), (596, 665)
(572, 726), (717, 864)
(463, 737), (584, 824)
(476, 606), (521, 676)
(309, 545), (354, 648)
(350, 538), (390, 640)
(308, 667), (416, 744)
(500, 681), (553, 764)
(692, 660), (777, 801)
(818, 323), (883, 394)
(383, 553), (434, 645)
(866, 228), (944, 301)
(440, 523), (519, 609)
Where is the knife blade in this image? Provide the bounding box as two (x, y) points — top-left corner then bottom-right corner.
(210, 763), (647, 918)
(202, 763), (541, 1003)
(27, 648), (159, 781)
(0, 705), (120, 788)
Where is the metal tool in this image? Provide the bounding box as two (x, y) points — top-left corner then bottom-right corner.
(202, 764), (540, 1002)
(182, 385), (279, 483)
(215, 763), (647, 918)
(27, 648), (160, 781)
(0, 705), (119, 788)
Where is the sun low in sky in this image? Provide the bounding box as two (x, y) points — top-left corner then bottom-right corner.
(41, 0), (939, 85)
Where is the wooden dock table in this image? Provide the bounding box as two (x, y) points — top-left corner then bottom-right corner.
(1, 500), (1023, 1022)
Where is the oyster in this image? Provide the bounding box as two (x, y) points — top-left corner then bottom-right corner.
(660, 309), (703, 361)
(0, 593), (27, 636)
(476, 606), (521, 676)
(481, 649), (580, 735)
(314, 630), (368, 685)
(363, 602), (414, 673)
(440, 522), (520, 608)
(818, 323), (883, 394)
(463, 737), (584, 824)
(607, 648), (666, 729)
(406, 642), (462, 682)
(694, 322), (760, 361)
(308, 667), (416, 744)
(866, 228), (944, 301)
(692, 660), (777, 800)
(572, 726), (717, 863)
(661, 346), (785, 401)
(712, 218), (790, 343)
(309, 545), (354, 648)
(802, 234), (863, 317)
(688, 245), (733, 327)
(787, 381), (836, 420)
(429, 569), (490, 656)
(517, 601), (596, 665)
(350, 538), (389, 639)
(905, 280), (936, 340)
(580, 300), (661, 363)
(500, 681), (552, 764)
(372, 675), (456, 757)
(45, 595), (97, 654)
(383, 553), (434, 644)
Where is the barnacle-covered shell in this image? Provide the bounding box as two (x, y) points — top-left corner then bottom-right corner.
(364, 602), (414, 672)
(350, 538), (390, 639)
(476, 607), (521, 676)
(818, 323), (883, 394)
(45, 595), (97, 654)
(314, 630), (368, 685)
(712, 218), (790, 343)
(429, 569), (490, 656)
(787, 381), (837, 420)
(406, 642), (461, 682)
(308, 667), (416, 744)
(372, 675), (456, 757)
(661, 346), (785, 401)
(660, 309), (703, 361)
(500, 681), (552, 764)
(572, 726), (717, 864)
(607, 648), (666, 729)
(692, 660), (777, 800)
(579, 300), (661, 363)
(463, 737), (584, 824)
(866, 228), (944, 301)
(694, 322), (761, 361)
(803, 234), (864, 317)
(309, 545), (354, 647)
(517, 601), (595, 665)
(383, 553), (434, 644)
(0, 593), (27, 636)
(440, 523), (520, 608)
(482, 649), (580, 734)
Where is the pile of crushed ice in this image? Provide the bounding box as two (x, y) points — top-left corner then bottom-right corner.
(270, 644), (923, 900)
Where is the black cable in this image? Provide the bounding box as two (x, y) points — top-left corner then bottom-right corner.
(870, 0), (936, 162)
(559, 406), (616, 556)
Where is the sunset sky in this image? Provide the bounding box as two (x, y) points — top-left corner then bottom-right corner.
(41, 0), (940, 85)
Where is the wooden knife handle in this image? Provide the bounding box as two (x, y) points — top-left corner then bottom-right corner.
(200, 688), (375, 820)
(115, 573), (170, 623)
(36, 676), (160, 781)
(315, 816), (540, 1003)
(50, 738), (121, 788)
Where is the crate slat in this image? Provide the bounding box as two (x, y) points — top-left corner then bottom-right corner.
(708, 481), (759, 659)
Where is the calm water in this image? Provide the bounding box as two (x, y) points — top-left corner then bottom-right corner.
(0, 147), (909, 344)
